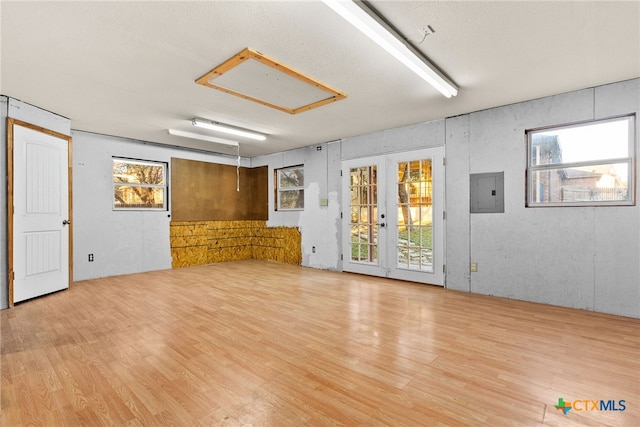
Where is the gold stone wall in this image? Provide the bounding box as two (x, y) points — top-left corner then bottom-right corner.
(170, 220), (301, 268)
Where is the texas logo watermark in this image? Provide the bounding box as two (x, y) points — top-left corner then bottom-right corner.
(554, 398), (626, 415)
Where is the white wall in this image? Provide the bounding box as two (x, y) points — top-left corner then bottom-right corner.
(1, 97), (72, 309)
(444, 114), (471, 292)
(4, 79), (638, 317)
(72, 131), (249, 281)
(445, 79), (640, 318)
(340, 119), (446, 160)
(254, 79), (639, 318)
(251, 143), (342, 269)
(252, 120), (447, 271)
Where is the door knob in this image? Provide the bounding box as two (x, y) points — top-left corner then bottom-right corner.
(62, 219), (71, 225)
(379, 222), (386, 227)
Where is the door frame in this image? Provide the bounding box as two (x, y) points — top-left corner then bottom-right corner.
(7, 118), (73, 307)
(342, 147), (445, 286)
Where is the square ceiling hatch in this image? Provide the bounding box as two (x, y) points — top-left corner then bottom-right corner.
(196, 48), (347, 114)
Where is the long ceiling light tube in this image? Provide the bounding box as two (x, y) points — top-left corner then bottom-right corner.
(192, 119), (267, 141)
(168, 129), (239, 147)
(321, 0), (458, 98)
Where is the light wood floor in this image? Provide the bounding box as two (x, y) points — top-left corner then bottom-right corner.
(1, 260), (639, 426)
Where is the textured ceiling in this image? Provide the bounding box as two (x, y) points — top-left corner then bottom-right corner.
(1, 1), (638, 157)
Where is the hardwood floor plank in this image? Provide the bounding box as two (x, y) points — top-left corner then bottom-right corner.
(406, 366), (548, 425)
(50, 361), (90, 413)
(50, 388), (83, 426)
(0, 383), (21, 426)
(2, 260), (639, 426)
(124, 377), (165, 417)
(75, 406), (105, 426)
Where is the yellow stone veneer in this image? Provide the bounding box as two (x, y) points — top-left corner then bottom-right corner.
(170, 220), (301, 268)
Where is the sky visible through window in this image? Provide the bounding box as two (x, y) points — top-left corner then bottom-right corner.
(536, 118), (630, 180)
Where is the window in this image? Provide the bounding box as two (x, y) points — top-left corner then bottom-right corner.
(113, 158), (167, 210)
(275, 165), (304, 210)
(526, 115), (635, 207)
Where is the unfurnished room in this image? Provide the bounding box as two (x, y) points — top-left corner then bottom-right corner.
(1, 1), (639, 426)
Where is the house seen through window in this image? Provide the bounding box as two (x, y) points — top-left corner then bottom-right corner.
(526, 115), (635, 206)
(113, 158), (167, 210)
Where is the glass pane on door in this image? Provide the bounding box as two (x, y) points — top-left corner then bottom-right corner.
(396, 159), (433, 271)
(349, 166), (378, 264)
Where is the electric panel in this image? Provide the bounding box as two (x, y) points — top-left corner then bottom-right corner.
(470, 172), (504, 213)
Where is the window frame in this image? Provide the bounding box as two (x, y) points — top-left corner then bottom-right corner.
(275, 164), (305, 211)
(112, 157), (168, 211)
(525, 114), (636, 208)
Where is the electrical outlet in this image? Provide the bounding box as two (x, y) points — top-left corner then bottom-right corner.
(88, 254), (94, 262)
(470, 262), (478, 272)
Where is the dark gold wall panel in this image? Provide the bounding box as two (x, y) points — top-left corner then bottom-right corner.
(251, 166), (268, 218)
(171, 158), (267, 221)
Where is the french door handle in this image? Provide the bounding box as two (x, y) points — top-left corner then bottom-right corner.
(378, 222), (386, 227)
(62, 219), (71, 225)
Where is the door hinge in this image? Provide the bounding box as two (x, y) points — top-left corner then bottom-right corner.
(443, 211), (446, 220)
(443, 157), (446, 166)
(340, 254), (343, 261)
(443, 264), (446, 274)
(340, 170), (343, 176)
(340, 212), (343, 219)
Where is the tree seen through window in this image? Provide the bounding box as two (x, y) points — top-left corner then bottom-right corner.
(113, 158), (167, 210)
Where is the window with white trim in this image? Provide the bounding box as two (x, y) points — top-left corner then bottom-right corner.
(113, 158), (167, 210)
(275, 165), (304, 210)
(526, 115), (635, 207)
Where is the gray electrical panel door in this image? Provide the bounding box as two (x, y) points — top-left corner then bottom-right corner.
(470, 172), (504, 213)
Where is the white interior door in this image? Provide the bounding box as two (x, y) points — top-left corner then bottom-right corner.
(12, 123), (70, 303)
(342, 147), (444, 285)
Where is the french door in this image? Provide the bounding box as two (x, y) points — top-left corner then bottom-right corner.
(342, 147), (444, 285)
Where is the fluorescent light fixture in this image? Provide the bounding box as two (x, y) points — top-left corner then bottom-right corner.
(168, 129), (238, 147)
(321, 0), (458, 98)
(192, 119), (267, 141)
